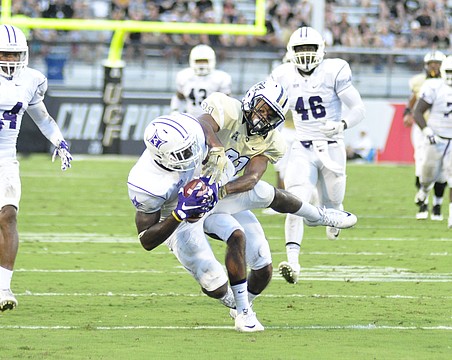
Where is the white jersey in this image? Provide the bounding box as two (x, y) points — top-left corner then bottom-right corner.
(270, 58), (353, 141)
(0, 67), (47, 160)
(419, 78), (452, 138)
(175, 68), (232, 117)
(127, 116), (208, 219)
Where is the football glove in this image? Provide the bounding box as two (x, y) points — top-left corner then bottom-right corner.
(202, 146), (228, 185)
(173, 182), (213, 222)
(319, 121), (345, 137)
(422, 126), (437, 145)
(52, 140), (73, 171)
(200, 177), (219, 208)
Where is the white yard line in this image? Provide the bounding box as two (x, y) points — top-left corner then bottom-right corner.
(0, 324), (450, 331)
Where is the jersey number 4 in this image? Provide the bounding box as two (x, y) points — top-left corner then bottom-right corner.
(0, 102), (23, 130)
(295, 96), (326, 120)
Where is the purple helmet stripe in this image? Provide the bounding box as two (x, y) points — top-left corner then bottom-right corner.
(154, 117), (189, 138)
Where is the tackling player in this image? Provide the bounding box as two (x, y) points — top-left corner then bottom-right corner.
(403, 50), (447, 220)
(170, 44), (232, 117)
(0, 25), (72, 311)
(199, 78), (357, 296)
(412, 55), (452, 229)
(268, 27), (365, 284)
(128, 80), (357, 332)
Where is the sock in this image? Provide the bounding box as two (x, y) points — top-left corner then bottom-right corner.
(231, 280), (250, 314)
(218, 286), (236, 309)
(449, 203), (452, 217)
(293, 201), (320, 222)
(0, 266), (13, 289)
(286, 243), (300, 266)
(248, 290), (259, 305)
(433, 196), (443, 207)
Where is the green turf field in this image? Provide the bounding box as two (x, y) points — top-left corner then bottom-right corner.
(0, 154), (450, 359)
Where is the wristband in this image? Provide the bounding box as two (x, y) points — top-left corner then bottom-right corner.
(218, 186), (228, 200)
(403, 108), (412, 116)
(171, 210), (183, 222)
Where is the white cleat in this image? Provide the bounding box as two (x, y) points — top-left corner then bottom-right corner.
(0, 289), (18, 312)
(326, 226), (341, 240)
(448, 217), (452, 229)
(305, 207), (357, 229)
(234, 311), (264, 332)
(278, 261), (300, 284)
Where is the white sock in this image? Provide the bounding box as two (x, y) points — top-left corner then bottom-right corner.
(0, 266), (13, 289)
(294, 202), (321, 222)
(248, 291), (258, 305)
(231, 281), (250, 314)
(433, 196), (443, 206)
(218, 287), (235, 309)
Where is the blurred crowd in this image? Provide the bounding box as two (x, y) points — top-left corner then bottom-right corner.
(11, 0), (452, 63)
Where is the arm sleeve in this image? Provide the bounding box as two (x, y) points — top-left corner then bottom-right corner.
(338, 85), (366, 129)
(26, 101), (65, 147)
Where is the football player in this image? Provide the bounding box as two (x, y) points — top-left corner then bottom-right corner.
(268, 27), (365, 284)
(128, 112), (268, 332)
(413, 55), (452, 228)
(199, 78), (357, 299)
(128, 81), (357, 332)
(0, 25), (72, 311)
(403, 50), (447, 220)
(170, 44), (232, 117)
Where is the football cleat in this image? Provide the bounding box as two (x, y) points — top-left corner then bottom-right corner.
(416, 203), (428, 220)
(448, 216), (452, 229)
(0, 289), (18, 312)
(234, 310), (264, 332)
(278, 261), (300, 284)
(305, 207), (357, 229)
(431, 205), (443, 221)
(326, 226), (341, 240)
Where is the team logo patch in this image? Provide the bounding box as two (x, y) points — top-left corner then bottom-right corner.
(147, 130), (167, 149)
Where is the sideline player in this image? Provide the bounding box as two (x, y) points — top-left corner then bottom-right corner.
(0, 25), (72, 311)
(413, 55), (452, 229)
(269, 26), (365, 284)
(170, 44), (232, 117)
(403, 50), (447, 220)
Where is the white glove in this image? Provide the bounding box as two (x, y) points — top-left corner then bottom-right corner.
(52, 140), (73, 171)
(422, 126), (436, 145)
(319, 121), (345, 137)
(202, 146), (227, 185)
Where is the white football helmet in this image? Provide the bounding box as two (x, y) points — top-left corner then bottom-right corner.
(286, 27), (325, 73)
(440, 55), (452, 86)
(424, 50), (446, 78)
(242, 79), (289, 136)
(0, 24), (28, 79)
(189, 44), (216, 76)
(144, 114), (202, 171)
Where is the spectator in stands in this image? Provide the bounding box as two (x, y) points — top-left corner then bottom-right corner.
(42, 0), (74, 19)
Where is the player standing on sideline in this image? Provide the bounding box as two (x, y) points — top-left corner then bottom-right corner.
(0, 25), (72, 311)
(269, 27), (365, 284)
(413, 55), (452, 229)
(170, 44), (232, 117)
(403, 50), (447, 220)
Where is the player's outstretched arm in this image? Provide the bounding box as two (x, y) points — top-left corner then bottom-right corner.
(27, 102), (72, 171)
